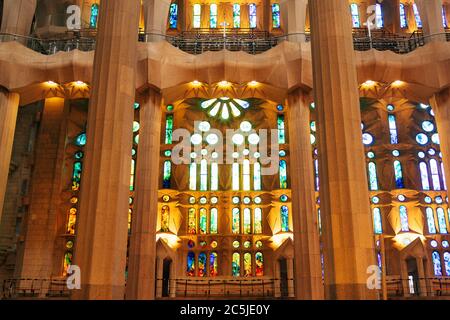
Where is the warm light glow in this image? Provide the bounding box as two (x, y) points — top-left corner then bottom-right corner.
(156, 233), (181, 249)
(391, 80), (404, 87)
(268, 233), (293, 250)
(45, 81), (58, 87)
(393, 233), (425, 249)
(191, 80), (201, 87)
(218, 80), (231, 88)
(74, 81), (87, 87)
(248, 81), (259, 87)
(362, 80), (376, 87)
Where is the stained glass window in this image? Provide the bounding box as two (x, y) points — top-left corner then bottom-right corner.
(249, 3), (257, 29)
(314, 159), (319, 191)
(169, 3), (178, 29)
(432, 251), (442, 276)
(210, 4), (218, 28)
(281, 206), (289, 232)
(211, 162), (218, 191)
(232, 252), (240, 276)
(350, 4), (360, 28)
(199, 208), (207, 234)
(243, 160), (251, 191)
(420, 162), (430, 190)
(233, 4), (241, 28)
(75, 133), (87, 147)
(443, 6), (448, 28)
(368, 162), (379, 191)
(373, 208), (382, 234)
(67, 208), (77, 235)
(244, 208), (251, 234)
(210, 208), (218, 234)
(161, 206), (170, 232)
(130, 159), (135, 191)
(442, 162), (447, 190)
(165, 115), (173, 144)
(90, 3), (99, 28)
(193, 4), (201, 28)
(430, 159), (441, 190)
(198, 252), (207, 277)
(400, 205), (409, 232)
(388, 114), (398, 144)
(232, 208), (240, 234)
(244, 253), (252, 277)
(188, 208), (196, 234)
(255, 252), (264, 276)
(272, 3), (280, 28)
(72, 161), (82, 191)
(413, 4), (422, 28)
(278, 115), (286, 144)
(394, 160), (405, 189)
(163, 160), (171, 188)
(254, 208), (262, 234)
(187, 252), (195, 276)
(400, 4), (408, 28)
(200, 159), (208, 191)
(376, 3), (384, 28)
(444, 252), (450, 276)
(189, 163), (197, 190)
(280, 160), (288, 189)
(232, 162), (240, 190)
(254, 162), (262, 191)
(437, 208), (448, 234)
(210, 252), (218, 276)
(63, 252), (73, 276)
(426, 208), (437, 234)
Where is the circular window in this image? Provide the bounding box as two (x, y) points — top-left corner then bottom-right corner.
(310, 121), (316, 132)
(188, 240), (195, 249)
(392, 150), (400, 157)
(424, 196), (432, 204)
(133, 121), (140, 133)
(211, 241), (218, 248)
(232, 134), (245, 145)
(244, 241), (252, 249)
(200, 197), (207, 204)
(232, 197), (240, 204)
(428, 149), (436, 156)
(280, 195), (288, 202)
(367, 152), (375, 159)
(398, 195), (406, 202)
(416, 133), (429, 145)
(211, 197), (218, 204)
(248, 133), (260, 145)
(279, 150), (286, 157)
(233, 241), (240, 249)
(66, 241), (74, 249)
(256, 241), (263, 248)
(164, 150), (172, 157)
(243, 197), (251, 205)
(431, 240), (439, 248)
(189, 197), (196, 204)
(422, 121), (435, 132)
(277, 105), (284, 111)
(435, 196), (443, 204)
(162, 195), (170, 202)
(442, 241), (449, 248)
(206, 134), (219, 145)
(372, 197), (380, 204)
(191, 133), (203, 145)
(240, 121), (252, 132)
(254, 197), (262, 204)
(387, 105), (395, 112)
(200, 241), (207, 248)
(198, 121), (211, 132)
(431, 133), (440, 145)
(362, 133), (374, 145)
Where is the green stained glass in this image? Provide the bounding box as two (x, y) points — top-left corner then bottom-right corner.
(164, 150), (172, 157)
(254, 208), (262, 234)
(75, 133), (87, 147)
(133, 121), (140, 133)
(280, 160), (288, 189)
(243, 208), (251, 234)
(90, 4), (99, 28)
(232, 208), (240, 234)
(134, 102), (140, 110)
(165, 115), (174, 145)
(233, 4), (241, 28)
(281, 205), (289, 232)
(188, 208), (196, 234)
(272, 4), (280, 28)
(63, 252), (73, 276)
(277, 115), (285, 144)
(163, 160), (171, 188)
(167, 104), (174, 112)
(244, 253), (252, 277)
(232, 252), (240, 277)
(199, 208), (207, 234)
(210, 208), (218, 234)
(198, 252), (207, 277)
(210, 252), (218, 276)
(72, 161), (82, 191)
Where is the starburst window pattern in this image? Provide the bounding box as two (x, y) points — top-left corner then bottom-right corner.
(201, 97), (250, 120)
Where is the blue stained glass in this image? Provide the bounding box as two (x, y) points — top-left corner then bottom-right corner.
(280, 160), (288, 189)
(187, 252), (195, 276)
(90, 4), (99, 28)
(210, 4), (218, 28)
(388, 115), (398, 144)
(437, 208), (448, 234)
(400, 206), (409, 232)
(368, 162), (379, 191)
(233, 4), (241, 28)
(249, 4), (257, 29)
(413, 4), (422, 28)
(254, 162), (262, 191)
(394, 160), (405, 189)
(443, 6), (448, 28)
(376, 4), (384, 28)
(198, 252), (207, 277)
(272, 4), (280, 28)
(420, 162), (430, 191)
(75, 133), (87, 146)
(278, 115), (286, 144)
(163, 160), (171, 188)
(432, 251), (443, 276)
(350, 4), (360, 28)
(169, 3), (178, 29)
(444, 252), (450, 276)
(430, 159), (441, 190)
(400, 4), (408, 28)
(373, 208), (382, 234)
(426, 208), (437, 234)
(281, 206), (289, 232)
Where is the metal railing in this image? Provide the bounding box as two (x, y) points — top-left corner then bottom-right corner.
(1, 278), (70, 300)
(385, 277), (450, 298)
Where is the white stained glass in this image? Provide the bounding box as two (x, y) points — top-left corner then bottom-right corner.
(199, 121), (211, 132)
(430, 159), (442, 191)
(420, 162), (430, 191)
(210, 4), (218, 28)
(350, 3), (360, 28)
(413, 4), (422, 28)
(362, 133), (374, 145)
(240, 121), (252, 132)
(189, 163), (197, 190)
(400, 206), (409, 232)
(437, 208), (448, 234)
(200, 159), (208, 191)
(249, 3), (257, 29)
(193, 4), (201, 28)
(400, 3), (407, 28)
(232, 162), (240, 191)
(416, 133), (429, 145)
(206, 133), (219, 145)
(368, 162), (379, 191)
(426, 208), (437, 234)
(441, 162), (447, 190)
(211, 163), (219, 191)
(221, 104), (230, 119)
(254, 162), (262, 191)
(422, 121), (435, 132)
(232, 134), (245, 145)
(373, 208), (382, 234)
(243, 159), (251, 191)
(191, 133), (203, 145)
(248, 133), (260, 145)
(376, 3), (384, 28)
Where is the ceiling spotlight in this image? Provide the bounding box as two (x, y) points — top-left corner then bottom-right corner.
(363, 80), (376, 87)
(218, 80), (231, 88)
(248, 81), (259, 87)
(391, 80), (404, 87)
(74, 81), (87, 86)
(46, 81), (58, 87)
(191, 80), (201, 86)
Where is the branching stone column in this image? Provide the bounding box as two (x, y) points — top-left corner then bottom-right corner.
(287, 90), (323, 300)
(280, 0), (308, 42)
(142, 0), (171, 42)
(72, 0), (141, 300)
(126, 89), (162, 300)
(309, 0), (376, 300)
(0, 0), (37, 36)
(415, 0), (446, 42)
(0, 89), (19, 224)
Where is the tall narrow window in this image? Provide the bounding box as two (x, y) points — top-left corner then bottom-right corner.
(394, 160), (405, 189)
(232, 252), (240, 276)
(281, 206), (289, 232)
(413, 4), (422, 28)
(63, 252), (73, 276)
(188, 208), (196, 234)
(278, 115), (286, 144)
(169, 3), (179, 29)
(420, 162), (430, 191)
(376, 3), (384, 28)
(314, 158), (319, 191)
(187, 252), (195, 276)
(400, 205), (409, 232)
(200, 159), (208, 191)
(210, 252), (218, 276)
(350, 4), (360, 28)
(243, 159), (251, 191)
(165, 114), (174, 144)
(199, 208), (207, 234)
(254, 162), (262, 191)
(373, 208), (383, 234)
(233, 4), (241, 28)
(249, 3), (257, 29)
(198, 252), (207, 277)
(72, 161), (82, 191)
(437, 208), (448, 234)
(163, 160), (172, 188)
(430, 159), (442, 190)
(444, 252), (450, 276)
(426, 208), (437, 234)
(368, 162), (379, 191)
(193, 4), (201, 28)
(432, 251), (443, 276)
(189, 163), (197, 190)
(130, 159), (135, 191)
(210, 208), (218, 234)
(232, 208), (240, 234)
(244, 253), (252, 277)
(255, 252), (264, 276)
(272, 3), (281, 28)
(254, 208), (262, 234)
(400, 4), (408, 28)
(232, 162), (240, 190)
(388, 114), (398, 144)
(243, 208), (251, 234)
(161, 206), (170, 232)
(441, 162), (447, 190)
(210, 4), (218, 28)
(211, 162), (218, 191)
(443, 6), (448, 28)
(280, 160), (288, 189)
(90, 3), (99, 28)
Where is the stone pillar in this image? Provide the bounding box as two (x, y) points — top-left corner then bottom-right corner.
(273, 261), (281, 298)
(170, 261), (176, 298)
(0, 0), (37, 36)
(430, 89), (450, 200)
(309, 0), (376, 300)
(287, 90), (324, 300)
(72, 0), (141, 300)
(400, 260), (410, 297)
(415, 0), (446, 42)
(143, 0), (171, 42)
(287, 258), (295, 298)
(416, 257), (427, 297)
(125, 89), (162, 300)
(0, 89), (19, 225)
(280, 0), (308, 42)
(156, 257), (164, 298)
(382, 0), (401, 34)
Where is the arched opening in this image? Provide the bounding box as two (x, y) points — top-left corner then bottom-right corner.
(279, 258), (288, 298)
(162, 258), (172, 297)
(406, 258), (419, 296)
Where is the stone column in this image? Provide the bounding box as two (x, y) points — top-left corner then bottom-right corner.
(72, 0), (141, 300)
(415, 0), (446, 42)
(0, 0), (37, 36)
(170, 261), (176, 298)
(156, 257), (164, 298)
(143, 0), (171, 42)
(280, 0), (308, 42)
(382, 0), (401, 34)
(0, 89), (19, 225)
(430, 89), (450, 200)
(287, 90), (323, 300)
(400, 260), (410, 297)
(309, 0), (376, 300)
(125, 89), (162, 300)
(287, 258), (295, 298)
(273, 261), (281, 298)
(416, 257), (427, 297)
